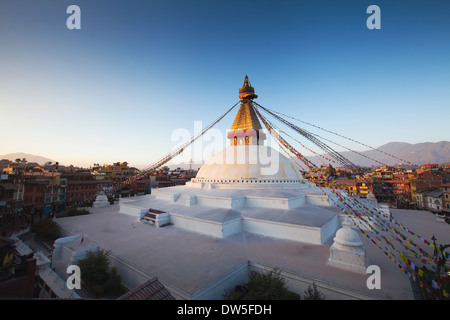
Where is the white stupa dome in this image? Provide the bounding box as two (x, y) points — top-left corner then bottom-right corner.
(96, 194), (108, 202)
(191, 145), (306, 189)
(92, 193), (109, 208)
(333, 218), (363, 247)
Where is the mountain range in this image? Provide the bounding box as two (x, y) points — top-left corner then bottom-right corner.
(306, 141), (450, 168)
(0, 152), (55, 165)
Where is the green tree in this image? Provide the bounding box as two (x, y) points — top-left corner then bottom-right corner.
(31, 217), (60, 242)
(247, 268), (292, 300)
(304, 282), (325, 300)
(77, 249), (122, 298)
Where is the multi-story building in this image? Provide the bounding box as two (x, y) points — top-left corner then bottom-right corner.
(410, 170), (444, 205)
(384, 179), (411, 199)
(416, 164), (440, 174)
(424, 189), (443, 213)
(0, 174), (24, 227)
(93, 162), (139, 182)
(23, 179), (46, 215)
(2, 159), (41, 175)
(416, 189), (431, 209)
(62, 172), (100, 206)
(372, 166), (394, 180)
(441, 163), (450, 174)
(442, 182), (450, 213)
(415, 188), (444, 213)
(24, 173), (67, 215)
(0, 239), (37, 298)
(1, 175), (18, 226)
(0, 159), (12, 173)
(332, 178), (373, 198)
(128, 176), (155, 195)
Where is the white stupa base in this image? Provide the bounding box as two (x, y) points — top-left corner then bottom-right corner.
(119, 186), (340, 245)
(328, 246), (369, 274)
(92, 194), (110, 208)
(327, 218), (369, 274)
(93, 201), (110, 208)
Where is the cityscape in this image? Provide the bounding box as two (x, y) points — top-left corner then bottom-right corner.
(1, 0), (449, 312)
(1, 156), (450, 227)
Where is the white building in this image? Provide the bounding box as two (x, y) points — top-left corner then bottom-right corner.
(425, 190), (443, 212)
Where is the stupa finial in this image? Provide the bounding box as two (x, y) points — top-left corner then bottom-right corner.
(228, 76), (265, 146)
(239, 75), (258, 100)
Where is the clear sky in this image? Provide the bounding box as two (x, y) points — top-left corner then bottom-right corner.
(1, 0), (449, 169)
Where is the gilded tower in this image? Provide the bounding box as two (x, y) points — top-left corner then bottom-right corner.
(227, 76), (266, 146)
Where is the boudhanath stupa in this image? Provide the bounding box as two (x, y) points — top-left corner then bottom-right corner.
(55, 77), (437, 300)
(120, 76), (340, 245)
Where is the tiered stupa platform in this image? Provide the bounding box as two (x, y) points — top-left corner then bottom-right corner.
(119, 185), (340, 244)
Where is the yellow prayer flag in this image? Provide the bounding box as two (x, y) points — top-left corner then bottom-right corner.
(418, 269), (424, 277)
(400, 253), (407, 263)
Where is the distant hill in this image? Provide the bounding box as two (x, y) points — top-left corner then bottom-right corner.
(308, 141), (450, 167)
(0, 152), (56, 165)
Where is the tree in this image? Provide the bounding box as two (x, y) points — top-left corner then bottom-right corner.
(77, 249), (122, 298)
(223, 268), (300, 300)
(31, 217), (60, 242)
(246, 268), (293, 300)
(304, 282), (325, 300)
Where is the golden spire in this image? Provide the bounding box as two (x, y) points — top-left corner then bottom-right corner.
(228, 76), (266, 145)
(238, 75), (258, 100)
(232, 76), (262, 131)
(231, 102), (262, 132)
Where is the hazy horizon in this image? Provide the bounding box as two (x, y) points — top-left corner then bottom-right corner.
(2, 140), (449, 169)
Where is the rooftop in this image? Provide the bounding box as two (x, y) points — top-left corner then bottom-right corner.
(54, 201), (450, 300)
(426, 190), (444, 198)
(117, 277), (175, 300)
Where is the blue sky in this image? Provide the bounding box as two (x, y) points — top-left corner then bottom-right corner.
(0, 0), (449, 168)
